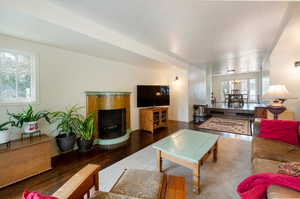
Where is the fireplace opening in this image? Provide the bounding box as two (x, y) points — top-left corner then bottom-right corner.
(98, 109), (126, 139)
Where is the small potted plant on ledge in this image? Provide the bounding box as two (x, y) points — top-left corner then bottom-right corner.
(76, 113), (95, 152)
(8, 105), (51, 133)
(0, 121), (13, 144)
(51, 105), (83, 152)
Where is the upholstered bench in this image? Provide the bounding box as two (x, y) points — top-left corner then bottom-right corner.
(53, 164), (185, 199)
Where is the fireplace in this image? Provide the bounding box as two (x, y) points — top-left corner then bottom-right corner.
(98, 109), (126, 139)
(85, 91), (131, 149)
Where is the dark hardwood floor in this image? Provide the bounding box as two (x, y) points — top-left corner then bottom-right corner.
(0, 120), (251, 199)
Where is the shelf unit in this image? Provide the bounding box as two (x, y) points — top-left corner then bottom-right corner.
(139, 107), (168, 133)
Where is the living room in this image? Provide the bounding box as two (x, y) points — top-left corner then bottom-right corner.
(0, 1), (300, 199)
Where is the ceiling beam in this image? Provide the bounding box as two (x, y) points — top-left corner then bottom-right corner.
(0, 0), (189, 69)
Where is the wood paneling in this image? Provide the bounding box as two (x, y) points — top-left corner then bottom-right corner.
(165, 175), (185, 199)
(86, 94), (131, 139)
(0, 135), (52, 188)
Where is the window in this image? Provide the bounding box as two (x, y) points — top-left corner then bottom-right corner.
(249, 79), (257, 102)
(220, 78), (257, 103)
(262, 76), (270, 96)
(240, 79), (248, 95)
(0, 49), (37, 103)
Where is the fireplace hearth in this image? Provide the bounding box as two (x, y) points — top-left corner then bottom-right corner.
(98, 109), (126, 139)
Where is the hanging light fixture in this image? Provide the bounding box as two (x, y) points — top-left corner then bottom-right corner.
(295, 61), (300, 68)
(227, 68), (236, 74)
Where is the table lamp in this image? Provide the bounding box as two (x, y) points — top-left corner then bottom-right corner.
(262, 85), (292, 119)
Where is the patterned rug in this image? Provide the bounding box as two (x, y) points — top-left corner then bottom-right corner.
(198, 117), (250, 135)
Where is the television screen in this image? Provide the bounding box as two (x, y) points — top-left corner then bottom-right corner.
(137, 85), (170, 107)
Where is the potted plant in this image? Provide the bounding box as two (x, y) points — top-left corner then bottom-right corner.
(51, 105), (83, 152)
(8, 105), (51, 133)
(76, 113), (95, 152)
(0, 121), (13, 144)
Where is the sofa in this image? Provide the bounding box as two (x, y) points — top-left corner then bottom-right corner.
(252, 120), (300, 198)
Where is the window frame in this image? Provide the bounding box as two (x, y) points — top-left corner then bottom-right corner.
(220, 78), (258, 103)
(0, 48), (39, 105)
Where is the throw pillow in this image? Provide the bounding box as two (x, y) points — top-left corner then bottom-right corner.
(278, 162), (300, 177)
(22, 190), (58, 199)
(258, 119), (300, 145)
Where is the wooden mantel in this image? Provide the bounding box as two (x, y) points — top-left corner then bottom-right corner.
(85, 91), (131, 95)
(85, 91), (131, 140)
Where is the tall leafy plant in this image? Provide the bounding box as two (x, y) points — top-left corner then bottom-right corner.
(77, 113), (95, 141)
(51, 105), (83, 135)
(8, 105), (51, 128)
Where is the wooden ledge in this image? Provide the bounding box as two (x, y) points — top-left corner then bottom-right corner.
(52, 164), (100, 199)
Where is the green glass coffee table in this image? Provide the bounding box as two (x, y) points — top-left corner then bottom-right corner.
(153, 129), (219, 194)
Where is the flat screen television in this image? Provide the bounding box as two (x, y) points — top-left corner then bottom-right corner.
(137, 85), (170, 107)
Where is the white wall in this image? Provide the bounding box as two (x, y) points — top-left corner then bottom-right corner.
(169, 66), (189, 122)
(261, 59), (270, 99)
(0, 34), (189, 155)
(270, 6), (300, 120)
(188, 65), (210, 121)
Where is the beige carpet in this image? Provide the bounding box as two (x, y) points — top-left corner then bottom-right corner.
(99, 136), (251, 199)
(198, 117), (250, 135)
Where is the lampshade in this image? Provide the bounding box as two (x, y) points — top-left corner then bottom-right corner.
(262, 85), (292, 100)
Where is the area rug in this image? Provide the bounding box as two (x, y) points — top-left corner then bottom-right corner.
(198, 117), (250, 135)
(99, 136), (251, 199)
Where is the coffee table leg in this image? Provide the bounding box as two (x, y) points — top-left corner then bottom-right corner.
(156, 150), (162, 172)
(213, 142), (218, 162)
(192, 162), (200, 194)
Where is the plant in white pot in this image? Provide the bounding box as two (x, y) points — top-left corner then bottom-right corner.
(76, 113), (95, 152)
(0, 121), (13, 144)
(8, 105), (51, 133)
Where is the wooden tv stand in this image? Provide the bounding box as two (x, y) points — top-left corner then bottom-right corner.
(139, 107), (168, 133)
